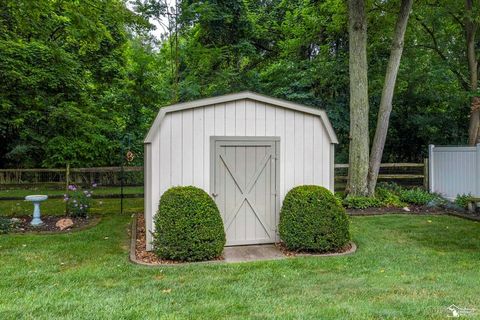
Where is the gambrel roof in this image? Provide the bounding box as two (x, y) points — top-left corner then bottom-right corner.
(144, 91), (338, 144)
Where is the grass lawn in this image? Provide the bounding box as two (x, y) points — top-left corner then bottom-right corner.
(1, 209), (480, 319)
(0, 196), (143, 217)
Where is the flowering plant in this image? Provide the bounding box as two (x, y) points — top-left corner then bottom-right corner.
(64, 184), (94, 218)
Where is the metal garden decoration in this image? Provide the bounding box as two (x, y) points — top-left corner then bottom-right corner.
(120, 134), (135, 215)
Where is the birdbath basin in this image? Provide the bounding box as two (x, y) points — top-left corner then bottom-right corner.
(25, 195), (48, 226)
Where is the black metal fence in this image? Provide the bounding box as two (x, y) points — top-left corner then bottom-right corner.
(0, 166), (143, 189)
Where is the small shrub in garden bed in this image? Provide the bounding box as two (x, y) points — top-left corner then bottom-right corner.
(340, 182), (446, 209)
(342, 195), (382, 209)
(0, 217), (12, 234)
(397, 187), (442, 206)
(64, 184), (94, 218)
(455, 193), (474, 209)
(375, 188), (405, 207)
(279, 185), (350, 252)
(153, 186), (226, 262)
(342, 188), (405, 209)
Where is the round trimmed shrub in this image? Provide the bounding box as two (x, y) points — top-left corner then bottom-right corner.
(279, 185), (350, 252)
(153, 186), (226, 261)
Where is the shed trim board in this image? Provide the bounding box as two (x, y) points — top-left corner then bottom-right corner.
(144, 91), (338, 144)
(144, 92), (338, 251)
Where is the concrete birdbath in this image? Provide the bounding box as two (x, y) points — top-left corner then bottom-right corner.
(25, 195), (48, 226)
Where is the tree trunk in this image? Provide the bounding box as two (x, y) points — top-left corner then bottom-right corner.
(466, 0), (480, 145)
(347, 0), (369, 196)
(367, 0), (413, 195)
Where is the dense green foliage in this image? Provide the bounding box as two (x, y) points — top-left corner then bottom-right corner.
(153, 186), (225, 261)
(279, 185), (350, 252)
(0, 216), (13, 234)
(342, 195), (382, 209)
(396, 187), (442, 206)
(343, 183), (444, 209)
(0, 0), (476, 168)
(455, 193), (475, 209)
(0, 0), (154, 167)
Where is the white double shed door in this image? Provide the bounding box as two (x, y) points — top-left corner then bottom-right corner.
(211, 137), (280, 246)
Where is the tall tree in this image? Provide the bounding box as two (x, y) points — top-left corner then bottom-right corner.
(466, 0), (480, 145)
(347, 0), (369, 196)
(414, 1), (479, 145)
(367, 0), (413, 195)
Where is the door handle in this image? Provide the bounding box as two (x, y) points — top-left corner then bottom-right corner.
(211, 193), (218, 197)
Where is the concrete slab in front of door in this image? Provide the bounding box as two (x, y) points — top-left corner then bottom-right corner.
(223, 244), (285, 263)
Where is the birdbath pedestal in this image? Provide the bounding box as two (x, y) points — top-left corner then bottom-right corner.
(25, 195), (48, 226)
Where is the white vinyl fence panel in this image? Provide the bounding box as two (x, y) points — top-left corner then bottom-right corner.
(429, 144), (480, 200)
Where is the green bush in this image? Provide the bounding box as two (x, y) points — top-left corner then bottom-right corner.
(338, 187), (403, 209)
(342, 195), (382, 209)
(455, 193), (474, 209)
(375, 188), (405, 207)
(397, 187), (438, 205)
(279, 185), (350, 252)
(153, 186), (226, 262)
(65, 184), (93, 218)
(376, 182), (403, 193)
(0, 217), (12, 234)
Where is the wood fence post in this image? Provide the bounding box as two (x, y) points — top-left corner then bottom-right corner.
(65, 163), (70, 215)
(423, 158), (428, 190)
(65, 163), (70, 190)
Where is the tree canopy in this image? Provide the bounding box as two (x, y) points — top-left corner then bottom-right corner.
(0, 0), (474, 168)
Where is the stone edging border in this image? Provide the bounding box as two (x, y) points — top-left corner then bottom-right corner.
(129, 214), (357, 267)
(293, 242), (357, 257)
(10, 216), (102, 235)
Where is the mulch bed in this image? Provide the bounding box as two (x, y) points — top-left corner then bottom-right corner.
(9, 215), (99, 233)
(134, 214), (183, 265)
(275, 242), (355, 257)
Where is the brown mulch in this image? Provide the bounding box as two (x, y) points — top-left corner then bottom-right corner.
(134, 214), (181, 264)
(275, 241), (354, 257)
(10, 215), (97, 233)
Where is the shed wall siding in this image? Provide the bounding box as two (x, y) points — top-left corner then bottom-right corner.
(146, 98), (332, 249)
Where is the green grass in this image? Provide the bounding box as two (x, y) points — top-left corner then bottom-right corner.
(0, 197), (143, 217)
(0, 186), (144, 198)
(1, 209), (480, 319)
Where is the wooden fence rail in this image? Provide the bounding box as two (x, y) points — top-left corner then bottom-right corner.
(0, 162), (428, 190)
(334, 161), (428, 191)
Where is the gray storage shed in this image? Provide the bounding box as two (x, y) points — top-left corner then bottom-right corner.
(144, 91), (338, 250)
